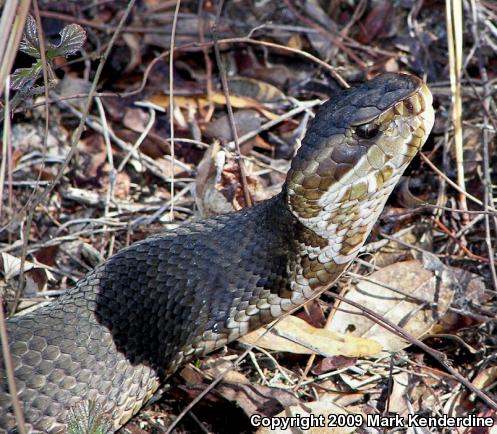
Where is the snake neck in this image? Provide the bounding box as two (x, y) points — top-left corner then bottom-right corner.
(280, 147), (405, 298)
(270, 189), (349, 299)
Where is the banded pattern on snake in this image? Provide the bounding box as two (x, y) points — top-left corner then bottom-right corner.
(0, 73), (434, 433)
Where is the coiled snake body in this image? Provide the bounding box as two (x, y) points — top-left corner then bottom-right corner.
(0, 73), (434, 433)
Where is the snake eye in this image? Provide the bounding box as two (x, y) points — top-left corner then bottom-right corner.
(356, 123), (380, 139)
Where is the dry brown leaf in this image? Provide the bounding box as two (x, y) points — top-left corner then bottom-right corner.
(228, 77), (287, 104)
(179, 366), (203, 385)
(203, 109), (262, 145)
(1, 253), (55, 298)
(257, 395), (364, 434)
(195, 142), (235, 217)
(217, 382), (300, 420)
(123, 107), (150, 133)
(148, 91), (278, 120)
(472, 366), (497, 390)
(239, 315), (381, 358)
(1, 253), (53, 281)
(329, 260), (455, 352)
(388, 372), (409, 414)
(195, 142), (267, 216)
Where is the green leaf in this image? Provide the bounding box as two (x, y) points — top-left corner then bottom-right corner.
(67, 400), (112, 434)
(49, 24), (87, 59)
(19, 15), (41, 58)
(10, 62), (42, 90)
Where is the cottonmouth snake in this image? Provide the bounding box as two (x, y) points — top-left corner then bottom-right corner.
(0, 73), (434, 433)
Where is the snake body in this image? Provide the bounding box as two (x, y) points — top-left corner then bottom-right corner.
(0, 73), (434, 433)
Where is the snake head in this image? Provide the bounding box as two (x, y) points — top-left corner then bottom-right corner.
(286, 73), (434, 222)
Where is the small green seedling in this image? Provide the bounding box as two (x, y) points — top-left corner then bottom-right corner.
(10, 15), (86, 101)
(67, 400), (113, 434)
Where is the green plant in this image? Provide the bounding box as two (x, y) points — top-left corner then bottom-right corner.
(67, 400), (113, 434)
(10, 14), (86, 98)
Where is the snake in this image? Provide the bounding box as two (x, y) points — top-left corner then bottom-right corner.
(0, 72), (434, 433)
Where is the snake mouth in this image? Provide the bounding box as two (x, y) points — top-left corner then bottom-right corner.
(372, 80), (434, 164)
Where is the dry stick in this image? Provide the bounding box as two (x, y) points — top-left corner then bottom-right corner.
(116, 105), (157, 172)
(419, 153), (497, 214)
(0, 79), (27, 434)
(0, 80), (10, 222)
(446, 0), (469, 220)
(432, 218), (497, 266)
(95, 97), (116, 258)
(0, 295), (26, 434)
(211, 0), (252, 207)
(470, 0), (497, 291)
(197, 0), (215, 122)
(169, 0), (181, 221)
(9, 0), (137, 315)
(325, 292), (497, 411)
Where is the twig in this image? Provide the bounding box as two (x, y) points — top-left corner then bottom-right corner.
(197, 0), (214, 122)
(470, 0), (497, 291)
(432, 218), (497, 265)
(168, 0), (182, 221)
(446, 0), (468, 220)
(226, 99), (321, 149)
(116, 105), (157, 172)
(95, 96), (116, 257)
(0, 297), (26, 434)
(419, 153), (497, 214)
(0, 78), (10, 223)
(212, 0), (252, 207)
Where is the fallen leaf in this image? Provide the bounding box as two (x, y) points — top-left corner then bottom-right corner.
(1, 252), (50, 280)
(149, 91), (279, 120)
(472, 366), (497, 391)
(228, 77), (287, 104)
(240, 315), (381, 358)
(203, 109), (262, 145)
(1, 253), (55, 296)
(329, 260), (455, 352)
(257, 395), (364, 434)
